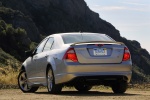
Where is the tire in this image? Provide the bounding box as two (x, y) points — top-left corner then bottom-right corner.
(111, 81), (128, 94)
(74, 84), (92, 92)
(18, 70), (39, 93)
(46, 67), (62, 94)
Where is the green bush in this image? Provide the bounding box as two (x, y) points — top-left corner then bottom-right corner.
(0, 20), (31, 61)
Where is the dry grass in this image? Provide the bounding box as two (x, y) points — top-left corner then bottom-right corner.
(0, 67), (19, 89)
(128, 83), (150, 90)
(0, 72), (18, 85)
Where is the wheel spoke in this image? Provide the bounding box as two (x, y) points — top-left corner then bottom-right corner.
(21, 73), (26, 79)
(24, 83), (28, 90)
(20, 80), (25, 85)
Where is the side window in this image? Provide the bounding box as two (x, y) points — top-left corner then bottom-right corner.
(43, 37), (54, 52)
(35, 38), (48, 54)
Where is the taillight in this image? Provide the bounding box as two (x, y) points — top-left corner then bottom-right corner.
(122, 47), (130, 61)
(63, 48), (78, 62)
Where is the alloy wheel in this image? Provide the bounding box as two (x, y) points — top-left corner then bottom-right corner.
(19, 72), (30, 91)
(47, 69), (53, 91)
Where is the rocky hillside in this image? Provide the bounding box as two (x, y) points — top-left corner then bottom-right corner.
(0, 0), (150, 82)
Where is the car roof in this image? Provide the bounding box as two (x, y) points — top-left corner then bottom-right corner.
(47, 32), (105, 37)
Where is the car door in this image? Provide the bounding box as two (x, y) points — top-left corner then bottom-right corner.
(35, 37), (54, 83)
(27, 38), (48, 83)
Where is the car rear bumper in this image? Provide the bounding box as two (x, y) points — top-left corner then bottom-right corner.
(55, 61), (132, 84)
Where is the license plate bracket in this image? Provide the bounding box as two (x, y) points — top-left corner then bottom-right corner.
(93, 48), (107, 56)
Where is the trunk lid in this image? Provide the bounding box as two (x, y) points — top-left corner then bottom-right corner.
(72, 41), (125, 64)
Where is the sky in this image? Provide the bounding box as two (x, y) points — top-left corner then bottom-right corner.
(85, 0), (150, 53)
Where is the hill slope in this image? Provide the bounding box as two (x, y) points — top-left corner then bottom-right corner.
(0, 0), (150, 82)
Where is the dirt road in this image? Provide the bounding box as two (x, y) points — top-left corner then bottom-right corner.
(0, 88), (150, 100)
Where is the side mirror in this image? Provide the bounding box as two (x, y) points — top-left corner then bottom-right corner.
(25, 50), (33, 57)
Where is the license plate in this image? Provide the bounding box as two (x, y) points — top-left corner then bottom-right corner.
(93, 48), (107, 56)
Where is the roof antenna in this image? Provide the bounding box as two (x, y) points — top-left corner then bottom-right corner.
(80, 31), (83, 40)
(79, 31), (82, 33)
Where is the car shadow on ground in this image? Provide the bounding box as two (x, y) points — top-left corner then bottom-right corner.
(35, 91), (139, 96)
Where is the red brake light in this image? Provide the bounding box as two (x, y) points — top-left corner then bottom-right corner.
(63, 48), (78, 62)
(123, 47), (130, 61)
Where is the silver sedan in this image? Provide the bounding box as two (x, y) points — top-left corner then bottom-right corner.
(18, 32), (132, 94)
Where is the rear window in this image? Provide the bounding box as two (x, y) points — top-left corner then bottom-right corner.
(61, 33), (115, 44)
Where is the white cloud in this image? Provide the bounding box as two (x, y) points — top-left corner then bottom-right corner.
(99, 6), (126, 11)
(91, 5), (149, 12)
(91, 5), (125, 11)
(121, 2), (148, 6)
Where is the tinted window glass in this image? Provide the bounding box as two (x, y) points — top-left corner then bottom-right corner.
(36, 38), (48, 54)
(61, 33), (114, 44)
(62, 34), (82, 44)
(43, 37), (54, 52)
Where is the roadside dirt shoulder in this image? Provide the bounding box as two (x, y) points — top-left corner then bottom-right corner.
(0, 89), (150, 100)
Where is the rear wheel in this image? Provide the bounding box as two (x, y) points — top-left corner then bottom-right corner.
(46, 67), (62, 94)
(18, 70), (39, 93)
(74, 84), (92, 92)
(111, 81), (128, 94)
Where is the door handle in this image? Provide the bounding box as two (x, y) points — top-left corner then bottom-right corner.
(33, 56), (38, 61)
(45, 55), (48, 58)
(34, 56), (38, 58)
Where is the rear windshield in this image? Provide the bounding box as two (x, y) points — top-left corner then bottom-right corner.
(61, 33), (115, 44)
